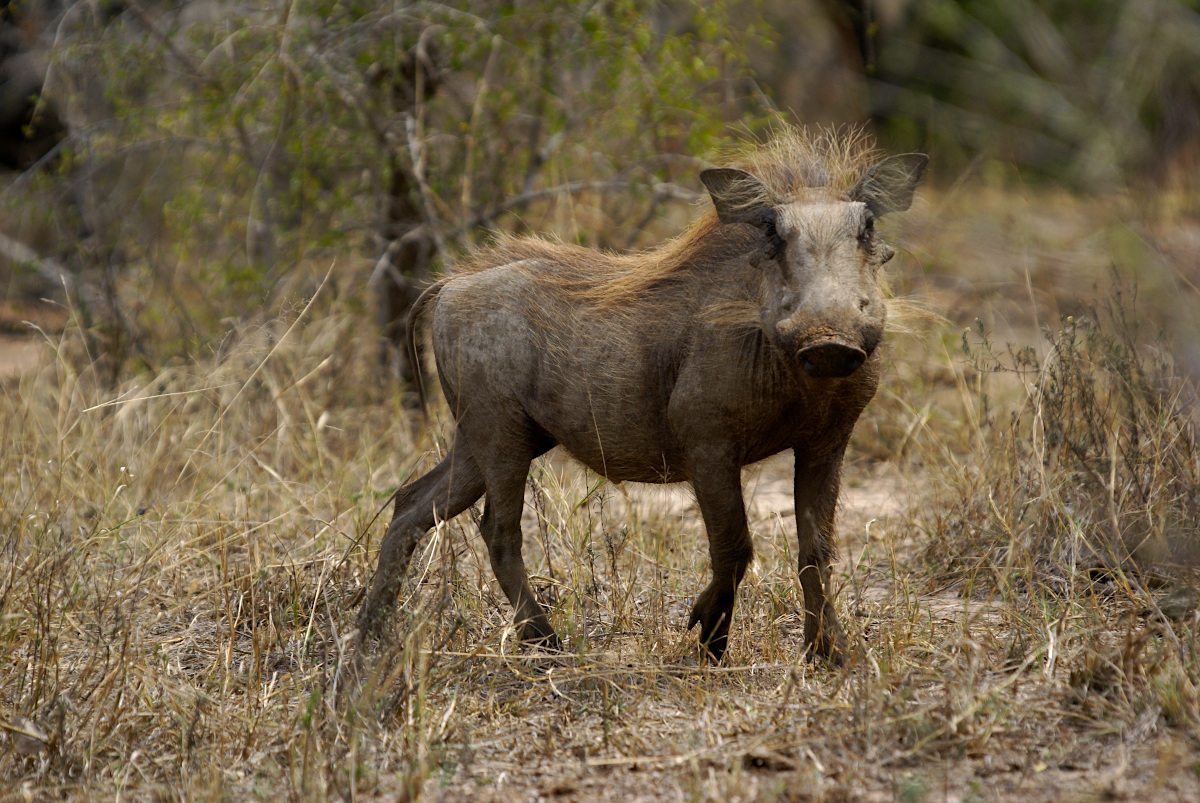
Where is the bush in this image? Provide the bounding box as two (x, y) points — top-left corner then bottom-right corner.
(919, 283), (1200, 594)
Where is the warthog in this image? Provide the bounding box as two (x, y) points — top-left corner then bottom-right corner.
(357, 129), (927, 663)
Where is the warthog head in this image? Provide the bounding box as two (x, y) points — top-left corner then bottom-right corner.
(701, 153), (928, 378)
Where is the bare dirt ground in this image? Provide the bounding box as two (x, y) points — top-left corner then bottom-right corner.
(0, 336), (38, 378)
(0, 299), (63, 378)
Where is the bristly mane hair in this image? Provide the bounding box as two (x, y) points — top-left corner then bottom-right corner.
(452, 126), (883, 307)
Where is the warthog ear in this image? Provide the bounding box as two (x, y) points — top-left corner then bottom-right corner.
(700, 168), (776, 229)
(850, 153), (929, 216)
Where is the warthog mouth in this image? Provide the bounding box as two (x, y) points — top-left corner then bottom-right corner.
(796, 338), (868, 379)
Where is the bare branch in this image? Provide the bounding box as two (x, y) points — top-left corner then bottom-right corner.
(460, 35), (502, 227)
(403, 114), (448, 258)
(0, 230), (95, 309)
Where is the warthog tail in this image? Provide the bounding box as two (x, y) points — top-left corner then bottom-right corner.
(405, 279), (448, 416)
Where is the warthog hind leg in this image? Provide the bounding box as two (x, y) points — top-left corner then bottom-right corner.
(357, 434), (485, 641)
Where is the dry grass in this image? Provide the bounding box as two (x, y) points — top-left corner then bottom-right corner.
(4, 187), (1200, 801)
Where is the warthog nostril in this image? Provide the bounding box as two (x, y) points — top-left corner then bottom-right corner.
(858, 297), (870, 311)
(797, 341), (868, 379)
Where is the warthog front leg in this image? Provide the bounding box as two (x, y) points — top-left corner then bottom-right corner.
(794, 447), (849, 664)
(357, 436), (485, 642)
(687, 456), (754, 662)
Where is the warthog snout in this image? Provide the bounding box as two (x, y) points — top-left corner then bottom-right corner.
(783, 320), (882, 379)
(797, 339), (867, 378)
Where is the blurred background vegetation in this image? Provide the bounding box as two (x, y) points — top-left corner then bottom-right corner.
(5, 5), (1200, 795)
(1, 0), (1199, 386)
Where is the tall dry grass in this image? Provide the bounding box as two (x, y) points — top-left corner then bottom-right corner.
(3, 196), (1200, 801)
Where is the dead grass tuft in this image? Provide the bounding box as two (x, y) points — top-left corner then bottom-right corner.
(917, 282), (1200, 592)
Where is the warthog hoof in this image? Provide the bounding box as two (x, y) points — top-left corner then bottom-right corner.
(355, 594), (398, 648)
(516, 615), (562, 653)
(803, 617), (848, 667)
(687, 587), (735, 662)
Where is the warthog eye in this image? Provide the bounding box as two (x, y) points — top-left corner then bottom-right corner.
(761, 219), (785, 260)
(857, 216), (876, 250)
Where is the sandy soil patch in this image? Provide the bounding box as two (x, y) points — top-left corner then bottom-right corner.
(0, 335), (39, 379)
